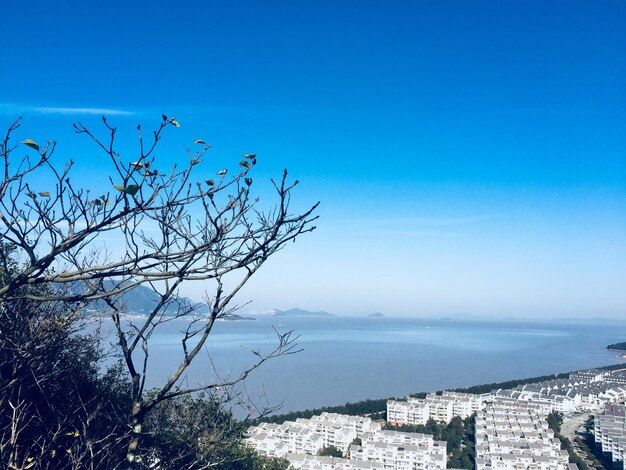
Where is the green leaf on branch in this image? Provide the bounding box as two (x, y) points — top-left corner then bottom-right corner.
(113, 184), (140, 196)
(93, 199), (113, 206)
(22, 140), (40, 151)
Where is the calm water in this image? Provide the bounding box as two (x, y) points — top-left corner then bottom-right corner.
(105, 316), (624, 416)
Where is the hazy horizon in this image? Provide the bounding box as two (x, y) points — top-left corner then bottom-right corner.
(240, 308), (626, 322)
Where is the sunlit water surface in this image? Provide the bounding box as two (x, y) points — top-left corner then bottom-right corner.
(99, 316), (624, 416)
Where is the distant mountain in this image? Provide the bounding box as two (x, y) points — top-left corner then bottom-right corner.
(82, 282), (210, 316)
(367, 312), (385, 318)
(272, 308), (336, 317)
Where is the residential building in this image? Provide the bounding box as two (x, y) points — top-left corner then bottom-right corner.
(351, 430), (447, 470)
(594, 404), (626, 469)
(387, 391), (487, 426)
(474, 401), (576, 470)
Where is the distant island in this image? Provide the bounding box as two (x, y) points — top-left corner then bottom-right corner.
(272, 308), (336, 317)
(367, 312), (385, 318)
(220, 314), (255, 321)
(607, 342), (626, 351)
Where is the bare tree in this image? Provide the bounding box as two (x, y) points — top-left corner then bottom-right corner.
(0, 116), (318, 467)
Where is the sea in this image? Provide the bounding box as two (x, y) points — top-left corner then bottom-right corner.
(101, 315), (625, 417)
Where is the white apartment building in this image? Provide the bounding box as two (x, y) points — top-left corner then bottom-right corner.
(350, 430), (447, 470)
(246, 413), (382, 457)
(474, 402), (576, 470)
(300, 413), (382, 439)
(286, 453), (385, 470)
(294, 413), (383, 452)
(427, 396), (454, 423)
(440, 391), (486, 415)
(247, 422), (325, 457)
(247, 414), (448, 470)
(387, 399), (429, 426)
(594, 404), (626, 469)
(488, 369), (626, 414)
(487, 394), (554, 416)
(387, 391), (486, 426)
(570, 369), (626, 387)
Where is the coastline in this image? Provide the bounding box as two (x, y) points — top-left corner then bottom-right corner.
(249, 362), (626, 425)
(606, 346), (626, 360)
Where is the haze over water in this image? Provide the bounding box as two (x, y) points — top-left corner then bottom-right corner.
(127, 315), (624, 416)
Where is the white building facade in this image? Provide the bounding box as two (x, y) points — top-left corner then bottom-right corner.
(474, 402), (576, 470)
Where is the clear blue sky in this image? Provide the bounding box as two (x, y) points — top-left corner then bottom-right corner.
(1, 1), (625, 318)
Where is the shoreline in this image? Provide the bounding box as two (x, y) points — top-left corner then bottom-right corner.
(248, 362), (626, 425)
